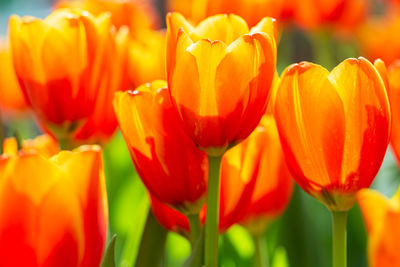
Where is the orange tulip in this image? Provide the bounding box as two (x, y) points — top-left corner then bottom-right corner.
(0, 38), (27, 113)
(9, 9), (125, 143)
(216, 115), (270, 232)
(56, 0), (159, 35)
(154, 115), (292, 233)
(167, 0), (289, 27)
(239, 116), (293, 234)
(0, 138), (108, 267)
(166, 13), (277, 155)
(114, 80), (208, 214)
(3, 134), (59, 158)
(292, 0), (367, 32)
(150, 195), (190, 237)
(128, 29), (166, 88)
(358, 188), (400, 267)
(73, 26), (130, 144)
(387, 61), (400, 163)
(274, 57), (391, 211)
(358, 6), (400, 66)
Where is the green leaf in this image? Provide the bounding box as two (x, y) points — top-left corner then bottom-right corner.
(102, 234), (117, 267)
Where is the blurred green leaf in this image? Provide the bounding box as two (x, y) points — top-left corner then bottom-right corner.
(166, 233), (191, 266)
(135, 211), (168, 267)
(226, 225), (254, 259)
(102, 235), (117, 267)
(116, 177), (149, 267)
(184, 228), (204, 267)
(272, 247), (290, 267)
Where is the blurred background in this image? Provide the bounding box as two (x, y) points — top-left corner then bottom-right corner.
(1, 0), (399, 266)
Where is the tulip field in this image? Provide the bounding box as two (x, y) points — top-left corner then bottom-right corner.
(1, 0), (400, 267)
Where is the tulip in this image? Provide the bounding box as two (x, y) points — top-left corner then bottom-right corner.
(56, 0), (159, 34)
(358, 188), (400, 267)
(8, 9), (118, 144)
(0, 39), (27, 114)
(239, 116), (293, 234)
(358, 6), (400, 66)
(3, 134), (59, 158)
(274, 57), (390, 267)
(292, 0), (367, 32)
(386, 61), (400, 163)
(128, 29), (166, 88)
(0, 138), (108, 267)
(167, 0), (289, 27)
(114, 80), (208, 214)
(166, 12), (277, 155)
(167, 14), (276, 265)
(73, 26), (130, 144)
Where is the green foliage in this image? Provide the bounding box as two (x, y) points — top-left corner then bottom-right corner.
(102, 235), (117, 267)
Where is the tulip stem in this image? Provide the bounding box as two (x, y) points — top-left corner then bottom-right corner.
(253, 234), (269, 267)
(188, 213), (201, 247)
(204, 155), (222, 267)
(332, 210), (348, 267)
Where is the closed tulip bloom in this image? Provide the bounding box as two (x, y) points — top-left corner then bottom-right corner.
(166, 13), (277, 155)
(114, 81), (208, 214)
(9, 9), (115, 140)
(239, 116), (293, 235)
(217, 116), (271, 232)
(167, 0), (289, 27)
(386, 61), (400, 163)
(358, 7), (400, 66)
(56, 0), (159, 35)
(0, 141), (108, 267)
(358, 188), (400, 267)
(293, 0), (367, 32)
(0, 39), (27, 113)
(274, 57), (391, 211)
(73, 26), (130, 144)
(3, 134), (59, 158)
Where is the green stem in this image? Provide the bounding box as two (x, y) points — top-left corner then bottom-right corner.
(188, 213), (201, 247)
(253, 235), (269, 267)
(204, 156), (222, 267)
(332, 211), (348, 267)
(135, 210), (168, 267)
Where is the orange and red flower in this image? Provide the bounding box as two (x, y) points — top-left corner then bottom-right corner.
(56, 0), (159, 35)
(9, 9), (128, 144)
(274, 57), (391, 211)
(73, 26), (130, 144)
(114, 80), (208, 214)
(385, 61), (400, 164)
(0, 136), (108, 267)
(166, 13), (277, 155)
(358, 188), (400, 267)
(358, 7), (400, 66)
(239, 116), (293, 234)
(0, 38), (27, 114)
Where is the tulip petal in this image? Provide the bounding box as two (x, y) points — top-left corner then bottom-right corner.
(275, 62), (346, 193)
(357, 189), (389, 234)
(195, 14), (249, 44)
(329, 57), (390, 189)
(114, 82), (208, 212)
